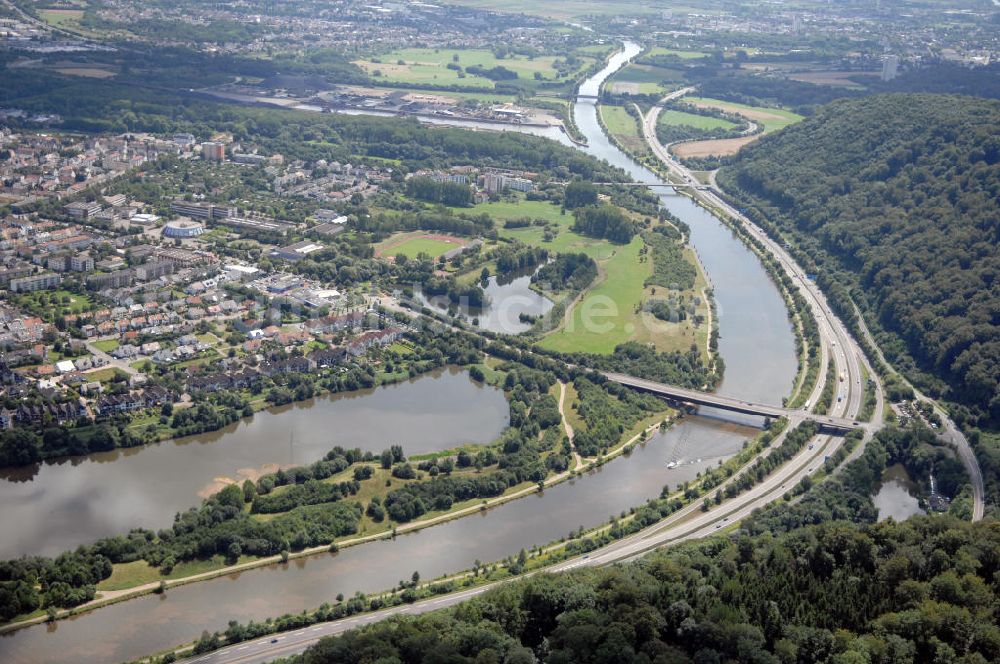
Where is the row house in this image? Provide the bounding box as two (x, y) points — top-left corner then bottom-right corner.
(185, 369), (261, 393)
(303, 311), (366, 334)
(258, 356), (316, 377)
(15, 399), (89, 426)
(94, 387), (173, 417)
(346, 327), (405, 357)
(307, 347), (346, 368)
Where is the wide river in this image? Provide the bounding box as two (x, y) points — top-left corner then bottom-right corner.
(0, 41), (797, 663)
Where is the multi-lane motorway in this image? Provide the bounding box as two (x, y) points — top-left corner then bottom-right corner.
(641, 93), (987, 519)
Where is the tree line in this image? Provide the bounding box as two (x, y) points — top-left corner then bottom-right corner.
(719, 93), (1000, 428)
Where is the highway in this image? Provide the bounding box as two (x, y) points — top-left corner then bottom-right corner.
(601, 371), (864, 433)
(640, 95), (876, 428)
(190, 153), (877, 664)
(642, 94), (982, 521)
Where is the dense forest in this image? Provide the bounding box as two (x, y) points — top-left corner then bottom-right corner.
(293, 515), (998, 664)
(718, 94), (1000, 428)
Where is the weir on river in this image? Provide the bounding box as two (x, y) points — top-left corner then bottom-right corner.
(0, 42), (797, 664)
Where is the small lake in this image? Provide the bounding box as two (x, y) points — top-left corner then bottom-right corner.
(873, 464), (925, 521)
(416, 268), (554, 334)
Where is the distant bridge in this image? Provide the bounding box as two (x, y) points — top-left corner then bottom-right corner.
(590, 182), (709, 190)
(602, 372), (860, 435)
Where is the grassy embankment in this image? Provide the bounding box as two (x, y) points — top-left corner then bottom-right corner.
(599, 104), (652, 159)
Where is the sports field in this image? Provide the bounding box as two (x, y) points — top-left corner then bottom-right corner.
(376, 232), (467, 260)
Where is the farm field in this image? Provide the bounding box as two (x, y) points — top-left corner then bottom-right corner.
(683, 97), (803, 133)
(670, 96), (803, 157)
(786, 70), (878, 88)
(646, 46), (709, 60)
(658, 109), (739, 132)
(600, 104), (651, 158)
(608, 63), (684, 95)
(375, 232), (468, 260)
(355, 48), (592, 88)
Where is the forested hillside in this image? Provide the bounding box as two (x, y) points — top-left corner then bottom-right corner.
(717, 94), (1000, 427)
(295, 514), (999, 664)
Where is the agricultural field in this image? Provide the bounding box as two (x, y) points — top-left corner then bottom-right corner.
(671, 96), (803, 158)
(375, 231), (469, 260)
(684, 97), (803, 133)
(645, 47), (709, 60)
(600, 104), (651, 158)
(658, 109), (739, 132)
(355, 48), (593, 89)
(607, 63), (685, 95)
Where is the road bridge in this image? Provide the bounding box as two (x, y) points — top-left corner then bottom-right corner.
(602, 372), (860, 434)
(589, 182), (708, 189)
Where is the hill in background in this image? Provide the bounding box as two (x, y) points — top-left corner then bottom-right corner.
(717, 94), (999, 429)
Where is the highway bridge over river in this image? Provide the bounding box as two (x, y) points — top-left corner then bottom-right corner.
(602, 372), (862, 434)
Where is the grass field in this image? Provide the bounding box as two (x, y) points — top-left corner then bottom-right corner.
(609, 63), (685, 95)
(91, 339), (120, 353)
(538, 237), (648, 354)
(646, 47), (709, 60)
(658, 109), (739, 131)
(684, 97), (803, 133)
(670, 97), (803, 158)
(488, 199), (614, 259)
(459, 198), (568, 225)
(85, 367), (130, 383)
(376, 231), (468, 259)
(356, 48), (592, 88)
(600, 104), (651, 158)
(39, 8), (84, 27)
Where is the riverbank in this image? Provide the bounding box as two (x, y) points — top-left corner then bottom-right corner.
(144, 418), (790, 663)
(0, 381), (674, 635)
